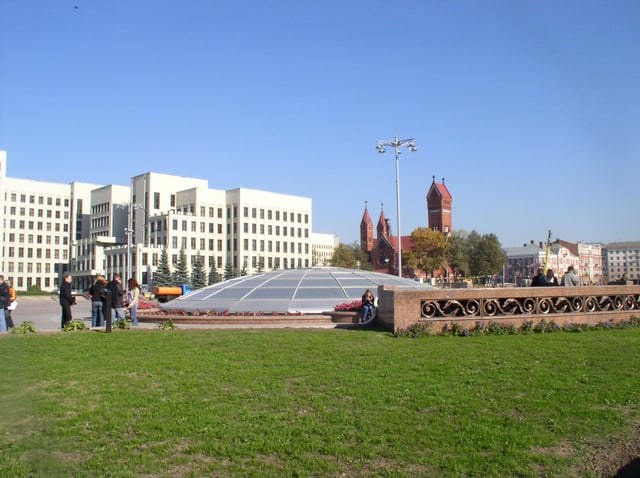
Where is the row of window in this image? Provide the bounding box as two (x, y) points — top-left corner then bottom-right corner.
(242, 207), (309, 224)
(6, 209), (68, 220)
(6, 233), (68, 245)
(2, 276), (53, 289)
(163, 236), (310, 254)
(6, 247), (68, 259)
(6, 192), (69, 207)
(4, 262), (55, 273)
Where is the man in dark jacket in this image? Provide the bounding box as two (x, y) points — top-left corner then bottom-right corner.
(107, 274), (125, 323)
(59, 273), (76, 329)
(531, 268), (546, 287)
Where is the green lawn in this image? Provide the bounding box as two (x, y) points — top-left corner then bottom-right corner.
(1, 327), (639, 477)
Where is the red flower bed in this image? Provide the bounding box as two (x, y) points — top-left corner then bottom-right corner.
(334, 300), (362, 312)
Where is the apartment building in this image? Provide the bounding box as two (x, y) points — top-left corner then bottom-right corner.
(0, 151), (101, 291)
(72, 173), (314, 290)
(603, 242), (640, 283)
(1, 150), (329, 292)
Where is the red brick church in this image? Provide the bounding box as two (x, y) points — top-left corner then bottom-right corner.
(360, 177), (452, 279)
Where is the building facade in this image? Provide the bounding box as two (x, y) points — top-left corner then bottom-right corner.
(603, 242), (640, 284)
(504, 239), (603, 285)
(1, 151), (315, 291)
(0, 151), (102, 291)
(311, 232), (339, 266)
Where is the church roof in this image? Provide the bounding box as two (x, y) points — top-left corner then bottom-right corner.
(428, 178), (452, 200)
(360, 205), (372, 226)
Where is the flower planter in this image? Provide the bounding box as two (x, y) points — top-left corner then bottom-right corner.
(326, 311), (361, 324)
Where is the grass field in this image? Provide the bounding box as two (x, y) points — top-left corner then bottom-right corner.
(1, 327), (639, 477)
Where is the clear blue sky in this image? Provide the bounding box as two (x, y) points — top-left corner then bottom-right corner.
(1, 0), (638, 248)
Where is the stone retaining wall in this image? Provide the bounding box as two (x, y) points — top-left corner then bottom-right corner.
(377, 284), (640, 334)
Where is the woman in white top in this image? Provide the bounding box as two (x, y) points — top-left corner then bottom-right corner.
(126, 278), (141, 326)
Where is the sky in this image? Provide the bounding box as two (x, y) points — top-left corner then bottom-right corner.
(1, 0), (638, 249)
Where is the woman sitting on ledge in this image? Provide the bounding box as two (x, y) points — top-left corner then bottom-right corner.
(361, 289), (376, 323)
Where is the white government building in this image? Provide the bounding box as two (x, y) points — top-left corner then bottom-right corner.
(0, 151), (338, 292)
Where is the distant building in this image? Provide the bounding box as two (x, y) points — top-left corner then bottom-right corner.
(311, 233), (339, 266)
(504, 239), (603, 285)
(0, 151), (102, 291)
(603, 242), (640, 284)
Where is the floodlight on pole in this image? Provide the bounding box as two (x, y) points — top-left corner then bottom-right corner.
(376, 135), (417, 277)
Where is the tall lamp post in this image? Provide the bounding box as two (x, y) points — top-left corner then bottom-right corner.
(125, 201), (144, 282)
(376, 135), (417, 277)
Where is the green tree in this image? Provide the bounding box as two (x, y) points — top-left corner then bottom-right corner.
(330, 242), (372, 269)
(255, 256), (264, 274)
(153, 248), (173, 286)
(404, 228), (448, 274)
(447, 230), (471, 279)
(173, 249), (190, 286)
(190, 254), (207, 290)
(224, 260), (235, 280)
(467, 231), (506, 282)
(208, 264), (221, 284)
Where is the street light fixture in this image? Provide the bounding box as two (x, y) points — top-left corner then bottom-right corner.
(125, 201), (144, 282)
(376, 135), (417, 277)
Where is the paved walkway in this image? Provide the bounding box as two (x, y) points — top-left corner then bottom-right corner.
(4, 296), (339, 332)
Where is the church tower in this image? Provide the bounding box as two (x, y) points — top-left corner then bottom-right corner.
(426, 177), (452, 236)
(360, 202), (374, 253)
(377, 206), (389, 239)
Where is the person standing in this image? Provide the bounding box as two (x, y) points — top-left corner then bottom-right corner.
(59, 273), (76, 329)
(107, 274), (125, 323)
(545, 268), (559, 286)
(88, 275), (107, 327)
(361, 289), (376, 323)
(0, 275), (9, 332)
(126, 278), (141, 326)
(531, 268), (546, 287)
(4, 279), (16, 329)
(562, 265), (581, 286)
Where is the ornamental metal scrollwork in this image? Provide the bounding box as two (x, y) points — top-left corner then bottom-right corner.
(419, 292), (640, 320)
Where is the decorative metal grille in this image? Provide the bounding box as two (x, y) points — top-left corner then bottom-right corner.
(420, 294), (640, 319)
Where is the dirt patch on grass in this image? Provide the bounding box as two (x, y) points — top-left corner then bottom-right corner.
(576, 422), (640, 478)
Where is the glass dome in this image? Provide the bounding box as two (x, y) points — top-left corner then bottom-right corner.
(160, 267), (433, 314)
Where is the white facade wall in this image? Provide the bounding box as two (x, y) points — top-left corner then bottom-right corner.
(311, 232), (339, 266)
(226, 188), (312, 275)
(0, 152), (101, 291)
(2, 152), (312, 290)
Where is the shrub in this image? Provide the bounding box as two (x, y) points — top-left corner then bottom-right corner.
(395, 322), (430, 338)
(396, 315), (640, 338)
(11, 321), (37, 334)
(113, 318), (131, 330)
(157, 319), (176, 331)
(63, 319), (87, 332)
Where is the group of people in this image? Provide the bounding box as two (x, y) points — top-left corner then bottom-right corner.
(531, 265), (581, 287)
(0, 274), (17, 332)
(59, 273), (141, 329)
